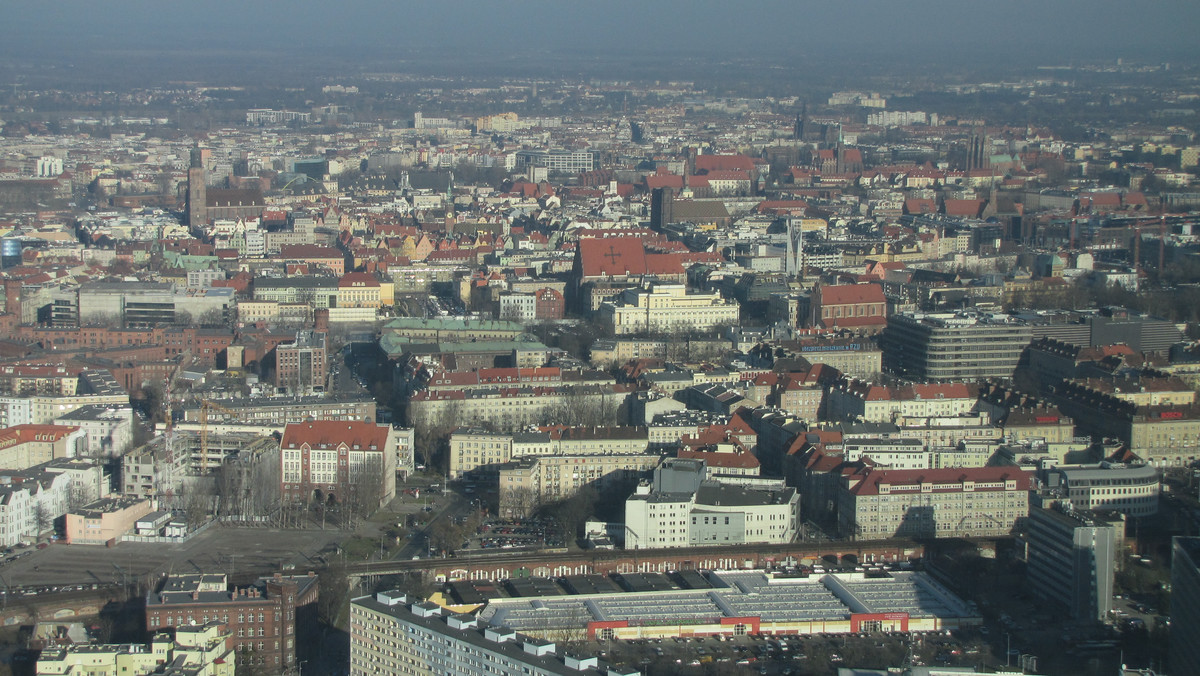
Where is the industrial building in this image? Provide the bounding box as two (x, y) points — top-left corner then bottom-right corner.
(478, 569), (979, 641)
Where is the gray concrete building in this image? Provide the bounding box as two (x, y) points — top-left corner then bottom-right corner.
(1172, 536), (1200, 675)
(882, 312), (1033, 381)
(1026, 504), (1124, 622)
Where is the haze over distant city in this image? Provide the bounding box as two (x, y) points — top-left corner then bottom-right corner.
(3, 0), (1199, 68)
(1, 1), (1200, 675)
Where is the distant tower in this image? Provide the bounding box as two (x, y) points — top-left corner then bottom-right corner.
(398, 171), (412, 195)
(651, 187), (674, 230)
(186, 147), (207, 228)
(785, 219), (804, 276)
(794, 103), (807, 141)
(966, 129), (989, 171)
(445, 171), (455, 215)
(834, 124), (845, 174)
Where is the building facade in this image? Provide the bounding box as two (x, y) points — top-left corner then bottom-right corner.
(1025, 505), (1123, 621)
(1046, 464), (1160, 518)
(274, 330), (328, 396)
(882, 312), (1033, 381)
(279, 421), (399, 507)
(598, 283), (739, 336)
(837, 466), (1031, 540)
(350, 592), (614, 676)
(146, 572), (319, 673)
(1171, 537), (1200, 674)
(624, 460), (798, 550)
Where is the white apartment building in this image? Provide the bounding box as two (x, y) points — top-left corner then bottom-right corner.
(0, 469), (73, 547)
(449, 426), (648, 479)
(498, 292), (538, 323)
(624, 459), (798, 549)
(825, 381), (977, 422)
(841, 438), (932, 469)
(1048, 463), (1160, 518)
(598, 283), (739, 336)
(54, 404), (133, 458)
(350, 592), (623, 676)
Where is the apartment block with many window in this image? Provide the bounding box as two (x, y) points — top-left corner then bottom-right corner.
(837, 465), (1031, 540)
(350, 592), (627, 676)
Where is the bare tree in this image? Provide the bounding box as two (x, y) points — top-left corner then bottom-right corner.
(33, 503), (53, 537)
(197, 307), (227, 327)
(538, 386), (620, 428)
(501, 486), (539, 520)
(343, 464), (385, 529)
(179, 478), (212, 530)
(67, 482), (91, 512)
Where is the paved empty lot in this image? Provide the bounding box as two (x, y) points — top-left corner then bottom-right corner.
(0, 525), (350, 590)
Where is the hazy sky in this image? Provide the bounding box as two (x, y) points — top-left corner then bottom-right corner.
(3, 1), (1198, 64)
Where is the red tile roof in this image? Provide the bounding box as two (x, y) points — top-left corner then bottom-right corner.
(943, 199), (985, 218)
(281, 421), (391, 450)
(818, 283), (886, 306)
(848, 466), (1031, 496)
(0, 424), (81, 445)
(576, 237), (683, 279)
(338, 272), (380, 288)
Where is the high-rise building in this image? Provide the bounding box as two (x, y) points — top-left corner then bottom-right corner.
(187, 147), (207, 227)
(1026, 504), (1124, 621)
(882, 312), (1033, 381)
(1171, 536), (1200, 674)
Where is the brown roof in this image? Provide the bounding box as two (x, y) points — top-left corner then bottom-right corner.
(281, 421), (390, 450)
(818, 283), (886, 306)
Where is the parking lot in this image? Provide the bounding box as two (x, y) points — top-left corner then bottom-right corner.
(469, 518), (565, 552)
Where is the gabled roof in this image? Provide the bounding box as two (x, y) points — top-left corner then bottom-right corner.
(577, 237), (683, 279)
(281, 421), (390, 450)
(818, 283), (885, 306)
(848, 466), (1031, 496)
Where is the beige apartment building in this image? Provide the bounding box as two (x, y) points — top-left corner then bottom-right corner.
(448, 425), (649, 479)
(838, 466), (1031, 540)
(498, 453), (663, 516)
(598, 282), (739, 335)
(409, 384), (627, 434)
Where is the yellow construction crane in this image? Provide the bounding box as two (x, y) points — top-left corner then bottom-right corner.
(199, 399), (242, 473)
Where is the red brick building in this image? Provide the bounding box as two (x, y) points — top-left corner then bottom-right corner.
(810, 283), (888, 334)
(146, 572), (319, 673)
(279, 421), (399, 507)
(534, 287), (565, 320)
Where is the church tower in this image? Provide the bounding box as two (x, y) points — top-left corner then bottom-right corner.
(186, 147), (207, 228)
